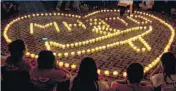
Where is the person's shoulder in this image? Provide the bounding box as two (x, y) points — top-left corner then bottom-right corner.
(51, 69), (68, 82)
(111, 81), (128, 91)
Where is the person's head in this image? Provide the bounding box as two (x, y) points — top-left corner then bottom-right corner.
(161, 52), (176, 76)
(37, 50), (55, 69)
(127, 63), (144, 84)
(8, 39), (26, 58)
(77, 57), (98, 81)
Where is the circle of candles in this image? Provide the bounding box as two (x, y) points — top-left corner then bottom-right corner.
(58, 62), (64, 67)
(104, 70), (110, 76)
(113, 71), (118, 77)
(71, 64), (76, 70)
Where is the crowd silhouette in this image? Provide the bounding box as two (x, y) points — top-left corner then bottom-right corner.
(1, 40), (176, 91)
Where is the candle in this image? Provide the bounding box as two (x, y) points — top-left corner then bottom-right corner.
(82, 50), (86, 54)
(31, 54), (35, 58)
(113, 71), (118, 77)
(58, 62), (64, 67)
(123, 72), (127, 78)
(104, 70), (110, 76)
(97, 69), (101, 74)
(58, 53), (62, 58)
(77, 51), (81, 56)
(86, 49), (91, 54)
(65, 63), (70, 68)
(71, 52), (75, 56)
(64, 52), (69, 58)
(25, 52), (30, 57)
(71, 64), (76, 70)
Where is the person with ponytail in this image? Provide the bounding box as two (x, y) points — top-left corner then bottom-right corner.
(150, 52), (176, 91)
(70, 57), (109, 91)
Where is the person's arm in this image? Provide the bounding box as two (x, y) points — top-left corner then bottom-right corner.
(150, 62), (163, 80)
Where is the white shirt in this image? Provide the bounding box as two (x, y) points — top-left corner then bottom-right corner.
(151, 73), (176, 91)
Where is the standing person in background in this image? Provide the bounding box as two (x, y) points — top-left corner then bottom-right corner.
(1, 39), (32, 91)
(150, 52), (176, 91)
(117, 0), (133, 17)
(139, 0), (154, 10)
(30, 50), (71, 91)
(70, 57), (109, 91)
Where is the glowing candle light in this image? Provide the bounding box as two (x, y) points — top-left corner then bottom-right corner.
(58, 53), (62, 58)
(31, 54), (35, 58)
(64, 63), (70, 68)
(123, 72), (127, 78)
(64, 52), (69, 58)
(113, 71), (118, 77)
(104, 70), (110, 76)
(71, 64), (76, 70)
(77, 51), (81, 56)
(71, 52), (75, 56)
(58, 62), (64, 67)
(97, 69), (101, 74)
(25, 52), (30, 57)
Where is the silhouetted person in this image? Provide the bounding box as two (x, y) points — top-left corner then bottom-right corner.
(1, 39), (32, 91)
(30, 50), (71, 91)
(70, 57), (109, 91)
(150, 52), (176, 91)
(111, 63), (153, 91)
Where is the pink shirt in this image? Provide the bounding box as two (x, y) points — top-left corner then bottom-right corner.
(111, 81), (153, 91)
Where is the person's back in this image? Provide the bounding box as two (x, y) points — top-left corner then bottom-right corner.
(70, 57), (109, 91)
(1, 40), (32, 91)
(111, 63), (153, 91)
(30, 50), (70, 91)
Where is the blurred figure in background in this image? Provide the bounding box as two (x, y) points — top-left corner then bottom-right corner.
(139, 0), (154, 10)
(70, 57), (109, 91)
(117, 0), (133, 17)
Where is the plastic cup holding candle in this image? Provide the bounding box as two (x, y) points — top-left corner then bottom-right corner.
(25, 52), (30, 57)
(97, 69), (101, 75)
(113, 71), (118, 77)
(123, 72), (127, 78)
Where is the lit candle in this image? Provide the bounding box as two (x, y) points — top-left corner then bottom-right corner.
(123, 72), (127, 78)
(64, 52), (69, 58)
(97, 69), (101, 74)
(58, 53), (62, 58)
(64, 63), (70, 68)
(77, 51), (81, 56)
(25, 52), (30, 57)
(104, 70), (110, 76)
(71, 52), (75, 56)
(58, 62), (64, 67)
(113, 71), (118, 77)
(86, 49), (91, 54)
(31, 54), (35, 58)
(71, 64), (76, 70)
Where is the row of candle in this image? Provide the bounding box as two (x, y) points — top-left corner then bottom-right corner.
(104, 17), (128, 26)
(127, 16), (140, 25)
(31, 13), (81, 18)
(48, 26), (149, 49)
(63, 21), (72, 31)
(51, 28), (152, 58)
(138, 36), (151, 51)
(134, 15), (152, 23)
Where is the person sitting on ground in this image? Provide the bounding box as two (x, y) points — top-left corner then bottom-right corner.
(30, 50), (71, 91)
(111, 63), (153, 91)
(1, 39), (32, 91)
(70, 57), (109, 91)
(150, 52), (176, 91)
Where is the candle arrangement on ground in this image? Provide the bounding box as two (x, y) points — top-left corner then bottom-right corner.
(2, 9), (175, 79)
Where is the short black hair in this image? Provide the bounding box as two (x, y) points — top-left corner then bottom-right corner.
(37, 50), (55, 69)
(127, 63), (144, 83)
(8, 39), (26, 57)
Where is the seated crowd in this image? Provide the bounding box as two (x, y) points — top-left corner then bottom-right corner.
(1, 39), (176, 91)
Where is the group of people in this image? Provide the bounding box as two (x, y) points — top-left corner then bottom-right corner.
(1, 39), (176, 91)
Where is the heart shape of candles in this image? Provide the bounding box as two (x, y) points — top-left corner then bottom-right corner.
(3, 10), (175, 77)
